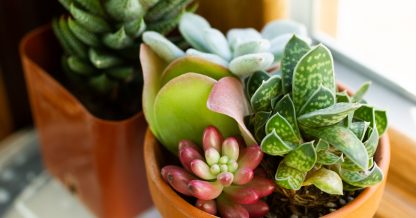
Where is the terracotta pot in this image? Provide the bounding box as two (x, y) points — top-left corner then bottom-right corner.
(144, 84), (391, 218)
(20, 25), (152, 218)
(197, 0), (288, 32)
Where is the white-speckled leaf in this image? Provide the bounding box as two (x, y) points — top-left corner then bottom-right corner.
(273, 94), (301, 139)
(292, 44), (336, 111)
(350, 122), (370, 141)
(298, 85), (335, 115)
(246, 71), (270, 98)
(351, 81), (371, 103)
(260, 130), (295, 156)
(341, 163), (383, 188)
(315, 139), (329, 152)
(364, 127), (379, 157)
(305, 125), (368, 171)
(336, 91), (351, 103)
(266, 113), (300, 144)
(354, 106), (388, 136)
(304, 168), (343, 195)
(298, 103), (361, 128)
(250, 75), (281, 112)
(281, 35), (311, 93)
(275, 163), (306, 190)
(375, 110), (388, 135)
(283, 142), (316, 172)
(317, 150), (343, 165)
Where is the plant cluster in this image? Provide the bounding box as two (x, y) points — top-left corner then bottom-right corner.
(53, 0), (193, 119)
(162, 126), (275, 217)
(141, 13), (388, 217)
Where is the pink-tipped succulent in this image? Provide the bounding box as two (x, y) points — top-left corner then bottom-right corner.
(161, 126), (275, 218)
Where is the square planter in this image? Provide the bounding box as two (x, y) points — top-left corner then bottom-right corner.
(20, 25), (151, 218)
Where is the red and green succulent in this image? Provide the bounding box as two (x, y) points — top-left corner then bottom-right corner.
(161, 126), (275, 218)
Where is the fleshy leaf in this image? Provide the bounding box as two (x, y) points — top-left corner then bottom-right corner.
(186, 49), (229, 67)
(364, 127), (379, 157)
(350, 122), (370, 141)
(234, 39), (271, 57)
(207, 77), (257, 145)
(260, 130), (295, 156)
(298, 85), (335, 115)
(253, 111), (271, 141)
(275, 163), (306, 190)
(142, 31), (185, 63)
(70, 4), (111, 33)
(268, 33), (292, 62)
(250, 75), (281, 112)
(273, 95), (301, 139)
(203, 28), (232, 60)
(298, 103), (361, 128)
(292, 44), (336, 110)
(160, 56), (233, 86)
(154, 73), (239, 153)
(265, 113), (300, 144)
(246, 71), (270, 98)
(140, 44), (168, 138)
(227, 28), (262, 50)
(355, 106), (387, 135)
(281, 35), (311, 93)
(261, 20), (307, 40)
(283, 142), (316, 172)
(315, 139), (329, 152)
(351, 81), (371, 103)
(317, 150), (343, 165)
(103, 27), (133, 49)
(305, 125), (368, 171)
(304, 168), (343, 195)
(341, 163), (383, 188)
(336, 91), (351, 103)
(229, 52), (274, 77)
(89, 48), (123, 69)
(179, 13), (211, 52)
(375, 110), (388, 135)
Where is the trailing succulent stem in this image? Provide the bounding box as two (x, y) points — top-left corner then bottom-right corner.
(244, 35), (388, 209)
(161, 126), (275, 218)
(53, 0), (192, 119)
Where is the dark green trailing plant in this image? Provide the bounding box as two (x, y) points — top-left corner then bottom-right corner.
(245, 35), (388, 206)
(52, 0), (193, 119)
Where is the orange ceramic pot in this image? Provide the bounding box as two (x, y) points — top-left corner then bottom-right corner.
(20, 25), (152, 218)
(144, 84), (390, 218)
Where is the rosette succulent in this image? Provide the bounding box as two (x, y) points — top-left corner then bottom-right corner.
(161, 126), (275, 218)
(52, 0), (193, 118)
(245, 35), (388, 205)
(143, 13), (309, 78)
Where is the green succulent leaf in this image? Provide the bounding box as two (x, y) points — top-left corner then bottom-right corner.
(58, 0), (72, 11)
(246, 71), (270, 98)
(66, 56), (95, 75)
(304, 168), (343, 195)
(336, 90), (351, 103)
(364, 127), (379, 157)
(315, 139), (329, 152)
(273, 94), (301, 139)
(142, 31), (185, 63)
(375, 110), (388, 135)
(103, 27), (134, 49)
(58, 17), (87, 58)
(105, 66), (134, 80)
(341, 157), (365, 171)
(229, 52), (274, 77)
(350, 122), (370, 141)
(67, 18), (100, 47)
(73, 0), (104, 16)
(154, 73), (239, 153)
(275, 163), (306, 190)
(253, 111), (271, 141)
(281, 35), (311, 93)
(159, 56), (233, 86)
(52, 18), (75, 55)
(105, 0), (144, 21)
(351, 81), (371, 103)
(146, 0), (189, 21)
(250, 75), (281, 112)
(298, 103), (361, 128)
(298, 85), (335, 115)
(283, 142), (316, 172)
(89, 74), (116, 94)
(305, 125), (368, 171)
(341, 163), (383, 188)
(317, 150), (343, 165)
(265, 113), (300, 144)
(233, 39), (271, 57)
(146, 11), (182, 35)
(124, 18), (146, 37)
(70, 4), (111, 33)
(292, 44), (336, 111)
(89, 48), (123, 69)
(343, 183), (363, 191)
(260, 130), (295, 156)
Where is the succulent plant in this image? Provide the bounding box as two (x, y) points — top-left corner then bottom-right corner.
(244, 35), (388, 199)
(143, 13), (309, 78)
(52, 0), (193, 118)
(161, 126), (275, 218)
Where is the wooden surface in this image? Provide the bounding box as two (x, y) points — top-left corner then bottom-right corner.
(375, 128), (416, 218)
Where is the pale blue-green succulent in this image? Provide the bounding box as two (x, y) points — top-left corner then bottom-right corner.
(245, 35), (388, 196)
(143, 13), (310, 78)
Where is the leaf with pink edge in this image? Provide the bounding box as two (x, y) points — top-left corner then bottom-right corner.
(207, 76), (257, 145)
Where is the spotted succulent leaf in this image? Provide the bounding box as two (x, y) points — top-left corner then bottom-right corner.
(354, 106), (388, 135)
(351, 81), (371, 103)
(305, 125), (368, 171)
(336, 90), (351, 103)
(341, 163), (383, 188)
(350, 121), (370, 141)
(250, 75), (281, 112)
(298, 85), (335, 115)
(304, 168), (343, 195)
(246, 71), (270, 98)
(315, 139), (329, 152)
(374, 110), (388, 135)
(317, 150), (343, 165)
(273, 95), (301, 139)
(364, 127), (379, 157)
(281, 35), (311, 93)
(265, 113), (300, 144)
(298, 103), (361, 128)
(275, 163), (306, 190)
(282, 142), (316, 172)
(292, 44), (336, 111)
(260, 130), (295, 156)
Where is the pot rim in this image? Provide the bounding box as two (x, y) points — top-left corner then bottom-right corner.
(19, 24), (142, 124)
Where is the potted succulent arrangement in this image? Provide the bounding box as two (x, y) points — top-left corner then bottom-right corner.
(142, 13), (390, 217)
(20, 0), (194, 217)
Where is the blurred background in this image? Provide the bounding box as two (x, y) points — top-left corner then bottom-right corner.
(0, 0), (415, 217)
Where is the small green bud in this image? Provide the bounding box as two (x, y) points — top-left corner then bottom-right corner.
(210, 164), (220, 175)
(219, 156), (229, 164)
